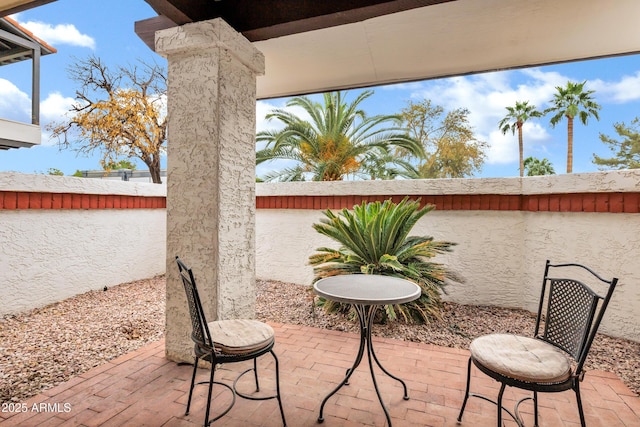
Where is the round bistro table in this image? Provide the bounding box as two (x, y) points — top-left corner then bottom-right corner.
(313, 274), (421, 426)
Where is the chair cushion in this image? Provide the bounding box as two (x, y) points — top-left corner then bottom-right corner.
(470, 334), (572, 384)
(208, 319), (275, 355)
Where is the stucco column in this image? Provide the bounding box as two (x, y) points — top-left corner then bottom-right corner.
(156, 19), (265, 362)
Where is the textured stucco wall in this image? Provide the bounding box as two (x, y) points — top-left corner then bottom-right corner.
(0, 172), (167, 196)
(257, 169), (640, 197)
(521, 212), (640, 341)
(255, 209), (525, 307)
(1, 169), (637, 342)
(0, 173), (166, 316)
(157, 18), (265, 363)
(256, 170), (640, 342)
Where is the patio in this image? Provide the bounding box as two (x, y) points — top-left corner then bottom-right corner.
(2, 323), (638, 427)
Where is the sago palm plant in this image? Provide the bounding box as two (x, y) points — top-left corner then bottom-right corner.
(309, 197), (459, 323)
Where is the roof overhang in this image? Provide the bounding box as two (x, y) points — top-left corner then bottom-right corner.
(137, 0), (454, 42)
(136, 0), (640, 99)
(0, 16), (56, 66)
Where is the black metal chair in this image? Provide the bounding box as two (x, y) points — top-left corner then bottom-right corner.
(457, 260), (618, 427)
(176, 256), (286, 426)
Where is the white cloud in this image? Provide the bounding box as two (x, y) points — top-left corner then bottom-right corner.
(40, 92), (75, 122)
(153, 93), (168, 119)
(0, 82), (76, 146)
(524, 68), (640, 105)
(15, 17), (95, 49)
(523, 122), (550, 141)
(256, 100), (280, 133)
(485, 122), (550, 167)
(486, 130), (518, 165)
(520, 68), (569, 94)
(590, 72), (640, 103)
(0, 78), (31, 122)
(409, 69), (559, 165)
(38, 92), (76, 146)
(256, 99), (309, 134)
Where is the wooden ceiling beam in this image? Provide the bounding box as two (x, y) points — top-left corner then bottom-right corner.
(134, 15), (177, 52)
(141, 0), (191, 25)
(139, 0), (455, 42)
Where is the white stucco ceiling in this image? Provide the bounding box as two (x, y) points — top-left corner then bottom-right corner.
(4, 0), (640, 101)
(254, 0), (640, 99)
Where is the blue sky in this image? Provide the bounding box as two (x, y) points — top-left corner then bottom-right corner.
(2, 0), (640, 178)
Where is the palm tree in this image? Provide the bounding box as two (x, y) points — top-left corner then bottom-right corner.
(498, 101), (543, 177)
(256, 91), (423, 181)
(524, 156), (555, 176)
(546, 81), (601, 173)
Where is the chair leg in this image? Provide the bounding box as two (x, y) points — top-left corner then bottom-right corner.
(533, 390), (539, 427)
(457, 357), (473, 422)
(497, 383), (506, 427)
(186, 356), (199, 416)
(575, 382), (586, 427)
(253, 358), (260, 392)
(204, 361), (216, 427)
(271, 350), (287, 426)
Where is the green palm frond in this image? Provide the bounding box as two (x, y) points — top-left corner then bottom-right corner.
(256, 90), (421, 181)
(259, 166), (307, 182)
(256, 146), (304, 164)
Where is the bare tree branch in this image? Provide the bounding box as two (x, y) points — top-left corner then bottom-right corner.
(47, 55), (167, 183)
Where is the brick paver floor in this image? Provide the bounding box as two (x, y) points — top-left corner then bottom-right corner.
(1, 323), (638, 426)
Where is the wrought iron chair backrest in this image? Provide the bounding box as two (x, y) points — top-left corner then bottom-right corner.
(534, 260), (618, 376)
(176, 256), (214, 350)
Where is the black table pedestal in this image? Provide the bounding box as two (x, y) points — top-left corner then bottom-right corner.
(317, 304), (410, 426)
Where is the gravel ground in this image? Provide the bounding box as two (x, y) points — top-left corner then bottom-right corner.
(1, 276), (638, 404)
(0, 276), (165, 403)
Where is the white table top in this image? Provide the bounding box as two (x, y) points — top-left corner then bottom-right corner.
(313, 274), (421, 305)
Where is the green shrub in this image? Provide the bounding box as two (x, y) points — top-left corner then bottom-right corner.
(309, 197), (460, 323)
